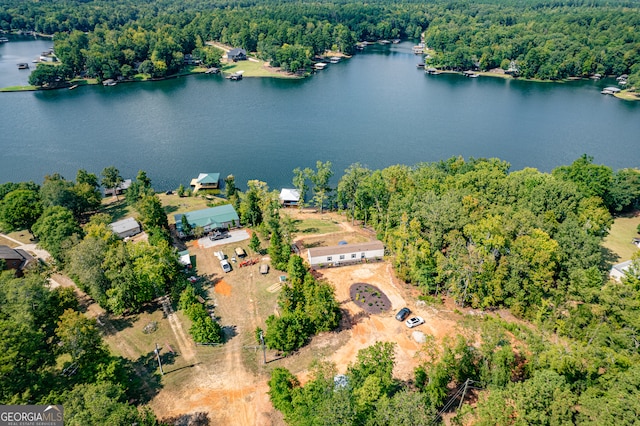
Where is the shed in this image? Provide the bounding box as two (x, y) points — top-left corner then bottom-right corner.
(307, 241), (384, 268)
(260, 264), (269, 274)
(104, 178), (131, 196)
(178, 250), (192, 267)
(279, 188), (300, 206)
(109, 217), (141, 239)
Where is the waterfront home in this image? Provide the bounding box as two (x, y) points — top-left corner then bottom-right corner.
(307, 240), (384, 268)
(190, 173), (220, 193)
(109, 217), (142, 239)
(174, 204), (240, 238)
(183, 54), (201, 65)
(279, 188), (300, 207)
(104, 178), (131, 196)
(227, 48), (247, 62)
(0, 245), (34, 275)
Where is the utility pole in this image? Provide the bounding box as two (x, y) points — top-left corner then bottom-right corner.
(458, 378), (470, 410)
(155, 343), (164, 375)
(259, 330), (266, 365)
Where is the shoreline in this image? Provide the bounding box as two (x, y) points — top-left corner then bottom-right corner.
(0, 61), (302, 93)
(426, 69), (638, 100)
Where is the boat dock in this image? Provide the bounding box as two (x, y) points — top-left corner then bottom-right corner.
(601, 87), (621, 95)
(227, 71), (243, 80)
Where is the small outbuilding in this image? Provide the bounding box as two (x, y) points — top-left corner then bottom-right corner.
(109, 217), (142, 239)
(260, 264), (269, 275)
(178, 250), (192, 268)
(104, 179), (132, 197)
(279, 188), (301, 207)
(307, 240), (384, 268)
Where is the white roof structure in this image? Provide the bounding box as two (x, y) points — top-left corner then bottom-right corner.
(279, 188), (300, 203)
(109, 217), (140, 236)
(610, 260), (634, 282)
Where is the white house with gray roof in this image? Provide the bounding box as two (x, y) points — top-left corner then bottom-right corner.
(610, 260), (636, 282)
(307, 241), (384, 268)
(109, 217), (141, 239)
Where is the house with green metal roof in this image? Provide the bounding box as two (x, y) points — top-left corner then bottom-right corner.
(190, 173), (220, 193)
(175, 204), (239, 237)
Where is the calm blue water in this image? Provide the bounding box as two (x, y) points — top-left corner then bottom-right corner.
(1, 39), (639, 191)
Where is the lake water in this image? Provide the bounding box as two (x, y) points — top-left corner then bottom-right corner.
(1, 37), (639, 191)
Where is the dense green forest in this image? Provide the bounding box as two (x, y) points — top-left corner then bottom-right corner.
(2, 155), (640, 423)
(1, 0), (638, 86)
(267, 155), (640, 424)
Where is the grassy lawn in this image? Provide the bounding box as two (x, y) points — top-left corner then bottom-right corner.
(221, 60), (298, 78)
(603, 211), (640, 261)
(156, 193), (215, 224)
(291, 217), (341, 235)
(0, 85), (37, 92)
(3, 231), (33, 245)
(100, 198), (137, 222)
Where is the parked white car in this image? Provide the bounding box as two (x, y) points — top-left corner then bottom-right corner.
(405, 316), (424, 328)
(220, 259), (232, 273)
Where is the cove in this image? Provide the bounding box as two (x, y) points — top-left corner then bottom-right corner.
(1, 40), (639, 190)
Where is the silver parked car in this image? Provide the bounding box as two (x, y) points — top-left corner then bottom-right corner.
(405, 316), (424, 328)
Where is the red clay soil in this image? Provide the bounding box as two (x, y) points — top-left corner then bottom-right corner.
(214, 279), (232, 296)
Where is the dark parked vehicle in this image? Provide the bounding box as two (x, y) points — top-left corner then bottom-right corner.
(209, 231), (230, 241)
(395, 307), (411, 321)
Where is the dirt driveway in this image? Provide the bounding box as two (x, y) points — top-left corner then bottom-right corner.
(149, 213), (460, 424)
(308, 262), (458, 380)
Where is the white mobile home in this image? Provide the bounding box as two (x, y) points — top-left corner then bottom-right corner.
(307, 241), (384, 268)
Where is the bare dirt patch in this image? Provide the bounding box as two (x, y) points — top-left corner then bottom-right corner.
(145, 212), (461, 424)
(214, 279), (232, 296)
